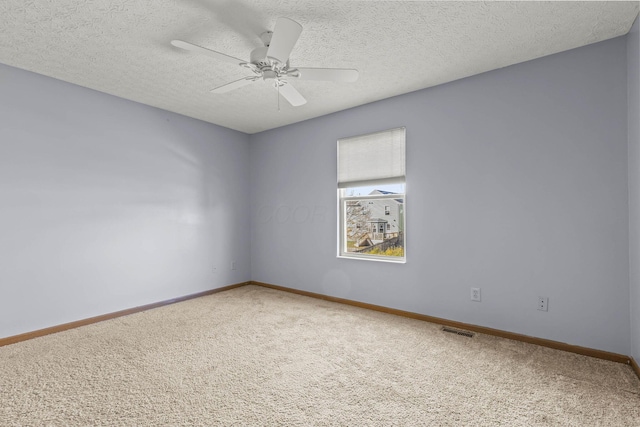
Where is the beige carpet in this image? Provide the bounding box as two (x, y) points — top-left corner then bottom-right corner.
(1, 285), (639, 426)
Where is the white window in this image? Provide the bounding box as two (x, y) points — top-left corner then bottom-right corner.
(338, 127), (406, 262)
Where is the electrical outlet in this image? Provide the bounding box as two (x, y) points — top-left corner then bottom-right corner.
(231, 261), (236, 270)
(538, 296), (548, 312)
(471, 287), (481, 302)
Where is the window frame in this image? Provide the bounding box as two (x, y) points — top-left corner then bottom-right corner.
(336, 127), (406, 263)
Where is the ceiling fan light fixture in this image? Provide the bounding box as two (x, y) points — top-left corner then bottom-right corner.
(263, 70), (277, 81)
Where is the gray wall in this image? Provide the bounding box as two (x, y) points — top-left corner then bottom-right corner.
(629, 16), (640, 363)
(250, 37), (631, 355)
(1, 30), (634, 358)
(0, 63), (251, 339)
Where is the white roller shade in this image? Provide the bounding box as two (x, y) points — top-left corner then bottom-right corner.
(337, 127), (405, 188)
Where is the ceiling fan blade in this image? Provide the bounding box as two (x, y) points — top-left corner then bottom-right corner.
(171, 40), (245, 66)
(291, 67), (359, 82)
(211, 77), (260, 94)
(266, 18), (303, 64)
(274, 82), (307, 106)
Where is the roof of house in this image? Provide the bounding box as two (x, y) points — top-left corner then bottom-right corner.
(369, 190), (405, 204)
(368, 218), (389, 223)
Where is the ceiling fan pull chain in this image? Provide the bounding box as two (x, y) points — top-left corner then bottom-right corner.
(277, 82), (281, 112)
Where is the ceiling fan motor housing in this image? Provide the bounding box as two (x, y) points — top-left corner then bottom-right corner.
(250, 46), (270, 67)
(250, 31), (276, 68)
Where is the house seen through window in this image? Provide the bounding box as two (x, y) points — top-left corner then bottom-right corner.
(337, 128), (406, 262)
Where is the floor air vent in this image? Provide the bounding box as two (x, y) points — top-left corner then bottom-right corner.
(441, 326), (475, 338)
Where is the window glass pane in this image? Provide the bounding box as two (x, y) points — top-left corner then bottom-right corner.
(344, 183), (405, 196)
(344, 196), (404, 259)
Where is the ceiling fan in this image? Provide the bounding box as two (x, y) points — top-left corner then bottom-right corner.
(171, 17), (359, 107)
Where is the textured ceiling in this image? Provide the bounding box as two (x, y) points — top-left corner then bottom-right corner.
(0, 1), (638, 134)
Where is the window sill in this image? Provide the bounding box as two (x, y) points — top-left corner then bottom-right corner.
(337, 254), (406, 264)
